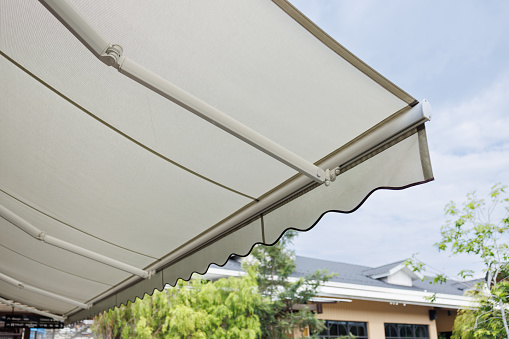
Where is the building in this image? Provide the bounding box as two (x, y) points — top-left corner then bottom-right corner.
(203, 256), (475, 339)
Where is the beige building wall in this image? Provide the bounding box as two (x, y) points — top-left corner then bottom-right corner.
(316, 299), (445, 339)
(435, 308), (457, 333)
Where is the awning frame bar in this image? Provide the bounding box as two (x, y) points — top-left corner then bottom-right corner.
(0, 296), (65, 322)
(38, 0), (332, 184)
(0, 204), (153, 279)
(0, 272), (90, 309)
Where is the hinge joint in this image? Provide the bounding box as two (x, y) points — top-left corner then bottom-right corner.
(324, 167), (340, 187)
(99, 44), (124, 69)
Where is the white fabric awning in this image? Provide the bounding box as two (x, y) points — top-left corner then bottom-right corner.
(0, 0), (433, 323)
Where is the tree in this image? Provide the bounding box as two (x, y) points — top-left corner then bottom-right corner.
(92, 269), (262, 338)
(409, 183), (509, 339)
(243, 230), (335, 338)
(92, 230), (332, 339)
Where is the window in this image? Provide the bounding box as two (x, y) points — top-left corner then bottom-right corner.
(385, 323), (429, 339)
(319, 321), (368, 338)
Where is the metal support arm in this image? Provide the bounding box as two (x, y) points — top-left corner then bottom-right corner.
(0, 204), (153, 279)
(0, 272), (90, 309)
(38, 0), (330, 184)
(0, 296), (65, 322)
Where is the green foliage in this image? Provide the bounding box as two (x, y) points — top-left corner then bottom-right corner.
(441, 184), (509, 338)
(92, 269), (262, 338)
(409, 184), (509, 338)
(92, 230), (334, 339)
(405, 253), (425, 274)
(437, 184), (509, 266)
(451, 307), (509, 339)
(243, 230), (336, 339)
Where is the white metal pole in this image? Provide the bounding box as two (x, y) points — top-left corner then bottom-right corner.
(43, 235), (150, 278)
(0, 204), (41, 238)
(37, 0), (327, 184)
(0, 296), (65, 322)
(38, 0), (109, 57)
(119, 57), (326, 182)
(0, 204), (151, 278)
(0, 272), (89, 309)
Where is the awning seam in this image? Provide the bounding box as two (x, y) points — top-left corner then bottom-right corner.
(0, 286), (60, 313)
(0, 272), (89, 309)
(0, 243), (112, 287)
(0, 204), (151, 278)
(0, 187), (157, 260)
(0, 50), (257, 202)
(0, 296), (65, 322)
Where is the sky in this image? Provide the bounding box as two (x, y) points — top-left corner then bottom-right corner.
(288, 0), (509, 279)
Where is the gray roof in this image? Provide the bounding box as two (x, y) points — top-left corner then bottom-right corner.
(214, 255), (473, 296)
(361, 260), (407, 277)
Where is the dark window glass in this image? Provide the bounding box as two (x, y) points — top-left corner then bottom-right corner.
(350, 322), (366, 336)
(385, 324), (398, 337)
(415, 325), (429, 338)
(320, 321), (368, 338)
(319, 325), (328, 337)
(338, 322), (348, 336)
(400, 324), (413, 337)
(330, 322), (339, 336)
(385, 323), (429, 339)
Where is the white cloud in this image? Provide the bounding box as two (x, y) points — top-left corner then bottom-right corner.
(289, 1), (509, 281)
(294, 71), (509, 280)
(429, 74), (509, 155)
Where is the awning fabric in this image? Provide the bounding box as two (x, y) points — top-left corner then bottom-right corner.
(0, 0), (433, 323)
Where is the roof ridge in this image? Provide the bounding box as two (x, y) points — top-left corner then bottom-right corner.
(361, 260), (409, 276)
(373, 259), (407, 268)
(294, 255), (372, 270)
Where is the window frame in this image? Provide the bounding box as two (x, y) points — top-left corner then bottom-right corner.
(384, 323), (430, 339)
(318, 320), (368, 338)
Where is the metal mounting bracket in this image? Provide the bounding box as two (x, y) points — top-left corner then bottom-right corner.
(99, 44), (124, 69)
(324, 167), (340, 186)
